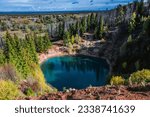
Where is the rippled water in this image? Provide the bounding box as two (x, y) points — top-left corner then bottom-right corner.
(0, 0), (136, 12)
(41, 55), (110, 91)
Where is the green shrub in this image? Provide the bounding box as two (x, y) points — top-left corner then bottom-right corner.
(110, 76), (125, 86)
(0, 80), (21, 100)
(122, 62), (127, 69)
(129, 69), (150, 85)
(25, 87), (35, 96)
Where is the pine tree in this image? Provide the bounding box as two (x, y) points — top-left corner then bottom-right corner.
(4, 32), (17, 65)
(143, 17), (150, 37)
(116, 5), (124, 24)
(38, 36), (44, 52)
(14, 34), (20, 50)
(94, 14), (98, 30)
(75, 21), (80, 36)
(0, 49), (5, 65)
(19, 48), (31, 78)
(95, 16), (104, 39)
(71, 35), (75, 45)
(128, 12), (136, 33)
(25, 34), (39, 63)
(44, 33), (52, 51)
(136, 0), (144, 23)
(87, 15), (91, 32)
(13, 34), (23, 69)
(58, 22), (64, 38)
(90, 13), (95, 30)
(75, 34), (81, 44)
(136, 0), (144, 17)
(81, 17), (86, 33)
(99, 16), (104, 39)
(9, 39), (17, 65)
(63, 31), (70, 46)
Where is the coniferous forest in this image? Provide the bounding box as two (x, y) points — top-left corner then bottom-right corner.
(0, 0), (150, 100)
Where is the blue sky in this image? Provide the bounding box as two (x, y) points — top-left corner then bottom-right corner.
(0, 0), (144, 12)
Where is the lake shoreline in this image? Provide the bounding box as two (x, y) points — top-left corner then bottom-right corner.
(39, 41), (112, 75)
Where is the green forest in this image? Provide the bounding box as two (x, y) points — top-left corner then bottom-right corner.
(0, 0), (150, 99)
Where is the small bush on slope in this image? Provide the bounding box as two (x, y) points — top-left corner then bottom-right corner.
(129, 69), (150, 86)
(110, 76), (125, 86)
(0, 80), (22, 100)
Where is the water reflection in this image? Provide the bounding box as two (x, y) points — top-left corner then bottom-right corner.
(41, 55), (109, 91)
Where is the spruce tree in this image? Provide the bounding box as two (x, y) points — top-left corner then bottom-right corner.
(4, 32), (17, 65)
(58, 22), (64, 38)
(75, 21), (80, 36)
(87, 15), (91, 32)
(25, 34), (38, 63)
(136, 0), (144, 23)
(143, 17), (150, 37)
(81, 17), (86, 33)
(90, 13), (95, 30)
(44, 33), (52, 51)
(95, 16), (104, 39)
(0, 49), (5, 66)
(63, 31), (70, 46)
(71, 35), (75, 45)
(94, 14), (98, 30)
(116, 5), (124, 24)
(128, 12), (136, 33)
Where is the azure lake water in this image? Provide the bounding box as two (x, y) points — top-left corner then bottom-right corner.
(41, 55), (110, 91)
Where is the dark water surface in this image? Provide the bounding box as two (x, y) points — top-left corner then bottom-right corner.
(41, 55), (110, 91)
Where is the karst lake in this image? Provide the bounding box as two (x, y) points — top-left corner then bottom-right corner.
(41, 55), (110, 91)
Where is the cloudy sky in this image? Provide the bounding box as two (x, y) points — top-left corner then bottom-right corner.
(0, 0), (142, 12)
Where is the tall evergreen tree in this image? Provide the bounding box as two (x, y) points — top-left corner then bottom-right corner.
(71, 35), (75, 45)
(87, 15), (91, 31)
(75, 21), (80, 36)
(135, 0), (144, 23)
(90, 13), (95, 30)
(116, 5), (124, 24)
(0, 49), (5, 66)
(81, 17), (87, 33)
(95, 16), (104, 39)
(25, 34), (38, 63)
(58, 22), (64, 38)
(63, 31), (70, 46)
(44, 33), (52, 51)
(94, 14), (98, 30)
(128, 12), (136, 33)
(4, 32), (17, 65)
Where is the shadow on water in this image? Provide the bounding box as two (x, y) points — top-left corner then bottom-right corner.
(41, 55), (110, 91)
